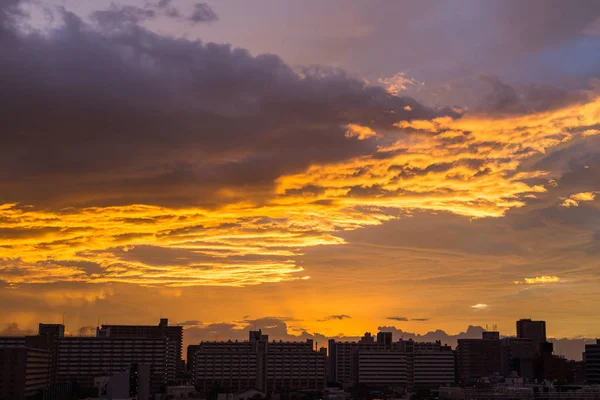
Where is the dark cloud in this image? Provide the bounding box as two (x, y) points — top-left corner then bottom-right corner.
(478, 76), (591, 115)
(318, 314), (351, 322)
(386, 316), (408, 321)
(90, 4), (156, 29)
(90, 1), (217, 29)
(189, 3), (218, 23)
(176, 320), (203, 326)
(0, 0), (446, 209)
(411, 318), (429, 322)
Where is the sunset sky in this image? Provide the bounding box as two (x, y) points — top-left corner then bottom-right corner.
(1, 0), (600, 352)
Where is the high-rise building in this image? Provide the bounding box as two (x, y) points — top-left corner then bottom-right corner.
(500, 337), (535, 380)
(456, 332), (502, 384)
(38, 323), (64, 384)
(516, 319), (546, 354)
(584, 339), (600, 384)
(55, 336), (168, 394)
(0, 346), (51, 400)
(191, 330), (326, 394)
(97, 318), (183, 381)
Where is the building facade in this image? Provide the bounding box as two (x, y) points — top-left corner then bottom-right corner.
(55, 336), (168, 394)
(96, 318), (183, 381)
(0, 347), (51, 400)
(584, 339), (600, 384)
(516, 319), (546, 355)
(328, 332), (389, 385)
(191, 330), (326, 394)
(500, 337), (535, 380)
(456, 332), (502, 384)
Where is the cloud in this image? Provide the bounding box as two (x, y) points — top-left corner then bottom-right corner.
(411, 318), (430, 322)
(470, 303), (488, 310)
(571, 192), (597, 201)
(318, 314), (351, 322)
(561, 198), (580, 208)
(345, 124), (378, 140)
(514, 275), (561, 285)
(189, 3), (218, 23)
(560, 191), (597, 207)
(386, 316), (408, 321)
(2, 0), (600, 290)
(378, 72), (420, 96)
(176, 320), (203, 326)
(90, 1), (217, 29)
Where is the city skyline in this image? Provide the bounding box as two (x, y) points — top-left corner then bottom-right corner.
(1, 317), (594, 363)
(2, 0), (600, 347)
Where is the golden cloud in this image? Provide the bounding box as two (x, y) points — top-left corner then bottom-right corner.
(514, 275), (561, 285)
(345, 124), (378, 140)
(560, 191), (597, 207)
(1, 97), (600, 287)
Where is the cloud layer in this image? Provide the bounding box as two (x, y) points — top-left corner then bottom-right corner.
(1, 0), (600, 298)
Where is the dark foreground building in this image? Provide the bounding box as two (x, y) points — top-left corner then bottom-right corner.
(190, 330), (326, 395)
(0, 347), (51, 400)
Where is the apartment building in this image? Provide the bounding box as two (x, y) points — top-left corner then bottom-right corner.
(191, 330), (326, 394)
(0, 347), (51, 400)
(55, 336), (168, 394)
(97, 318), (183, 381)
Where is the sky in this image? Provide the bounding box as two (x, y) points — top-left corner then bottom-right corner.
(1, 0), (600, 359)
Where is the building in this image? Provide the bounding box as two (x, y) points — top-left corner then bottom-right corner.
(191, 330), (326, 394)
(38, 323), (64, 384)
(456, 331), (502, 384)
(500, 338), (535, 380)
(328, 332), (389, 385)
(97, 318), (183, 382)
(0, 346), (51, 400)
(410, 342), (455, 390)
(584, 339), (600, 384)
(355, 339), (454, 391)
(516, 319), (546, 355)
(193, 340), (259, 393)
(265, 341), (326, 393)
(356, 351), (408, 387)
(94, 363), (151, 400)
(329, 333), (454, 390)
(55, 336), (167, 394)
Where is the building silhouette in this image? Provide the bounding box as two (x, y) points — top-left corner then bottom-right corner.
(329, 332), (454, 391)
(190, 330), (326, 395)
(516, 319), (546, 355)
(56, 335), (168, 394)
(456, 331), (502, 384)
(0, 347), (50, 400)
(584, 339), (600, 384)
(96, 318), (183, 381)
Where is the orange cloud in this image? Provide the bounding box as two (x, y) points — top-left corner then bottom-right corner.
(1, 97), (600, 288)
(345, 124), (378, 140)
(514, 275), (561, 285)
